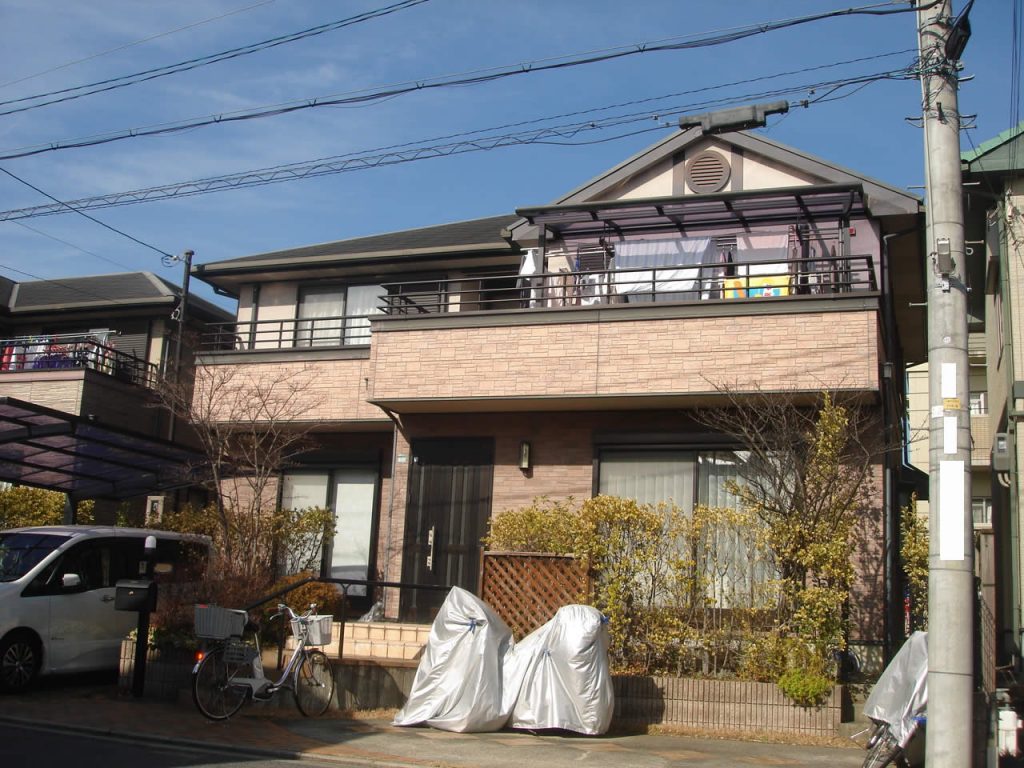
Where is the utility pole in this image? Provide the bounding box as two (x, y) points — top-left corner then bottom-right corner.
(166, 249), (193, 442)
(918, 1), (973, 765)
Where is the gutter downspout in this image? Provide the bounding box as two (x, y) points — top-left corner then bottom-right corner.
(881, 225), (920, 656)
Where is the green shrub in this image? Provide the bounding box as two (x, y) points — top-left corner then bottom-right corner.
(0, 485), (94, 529)
(777, 667), (834, 708)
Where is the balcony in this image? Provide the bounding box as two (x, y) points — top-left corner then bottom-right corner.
(0, 333), (157, 388)
(200, 314), (371, 353)
(366, 255), (882, 413)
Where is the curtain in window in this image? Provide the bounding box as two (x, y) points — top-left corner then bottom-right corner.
(598, 450), (695, 509)
(298, 287), (345, 347)
(344, 284), (383, 344)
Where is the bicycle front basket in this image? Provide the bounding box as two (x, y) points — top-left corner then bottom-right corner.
(292, 615), (333, 646)
(222, 638), (258, 665)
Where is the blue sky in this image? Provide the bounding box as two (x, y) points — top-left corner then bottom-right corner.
(0, 0), (1016, 308)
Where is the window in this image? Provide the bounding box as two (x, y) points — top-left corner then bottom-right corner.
(281, 469), (378, 596)
(972, 497), (992, 528)
(597, 447), (775, 606)
(969, 391), (988, 416)
(296, 284), (382, 347)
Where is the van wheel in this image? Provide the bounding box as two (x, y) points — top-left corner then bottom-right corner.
(0, 632), (40, 693)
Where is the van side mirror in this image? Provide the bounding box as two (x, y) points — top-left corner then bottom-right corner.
(61, 573), (82, 589)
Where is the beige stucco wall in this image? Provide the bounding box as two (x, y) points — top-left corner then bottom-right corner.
(369, 310), (880, 403)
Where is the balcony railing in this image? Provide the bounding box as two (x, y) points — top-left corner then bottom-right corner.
(200, 314), (373, 352)
(381, 253), (877, 315)
(0, 333), (157, 388)
(198, 254), (878, 353)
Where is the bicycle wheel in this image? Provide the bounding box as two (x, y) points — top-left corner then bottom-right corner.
(862, 722), (903, 768)
(293, 649), (335, 717)
(192, 645), (249, 721)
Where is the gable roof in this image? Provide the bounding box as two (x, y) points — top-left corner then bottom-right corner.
(198, 214), (521, 275)
(5, 272), (230, 321)
(506, 127), (920, 242)
(961, 120), (1024, 173)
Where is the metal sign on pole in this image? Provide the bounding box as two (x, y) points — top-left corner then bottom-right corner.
(917, 1), (974, 765)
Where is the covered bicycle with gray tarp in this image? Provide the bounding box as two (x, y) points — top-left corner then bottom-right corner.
(860, 630), (927, 768)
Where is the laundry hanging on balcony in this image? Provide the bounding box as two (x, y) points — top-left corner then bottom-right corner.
(612, 237), (715, 302)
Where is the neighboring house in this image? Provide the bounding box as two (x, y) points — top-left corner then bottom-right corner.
(960, 121), (1024, 671)
(192, 127), (925, 657)
(0, 271), (233, 520)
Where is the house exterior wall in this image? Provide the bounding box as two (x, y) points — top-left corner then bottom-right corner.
(197, 356), (387, 423)
(369, 308), (880, 404)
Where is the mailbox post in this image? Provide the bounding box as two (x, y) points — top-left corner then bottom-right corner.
(115, 535), (158, 698)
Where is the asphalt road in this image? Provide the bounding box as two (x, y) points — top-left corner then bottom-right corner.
(1, 722), (359, 768)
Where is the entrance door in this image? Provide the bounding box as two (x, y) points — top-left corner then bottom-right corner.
(400, 438), (494, 621)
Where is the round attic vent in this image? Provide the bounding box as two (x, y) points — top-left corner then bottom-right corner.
(685, 150), (731, 194)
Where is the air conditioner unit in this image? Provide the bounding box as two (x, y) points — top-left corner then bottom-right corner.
(145, 495), (165, 526)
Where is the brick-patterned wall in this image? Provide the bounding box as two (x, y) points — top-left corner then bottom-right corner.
(0, 371), (85, 414)
(370, 310), (879, 402)
(196, 358), (387, 423)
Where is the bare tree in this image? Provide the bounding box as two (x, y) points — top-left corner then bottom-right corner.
(155, 362), (328, 583)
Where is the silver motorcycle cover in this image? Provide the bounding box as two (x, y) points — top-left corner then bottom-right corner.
(502, 604), (614, 735)
(863, 630), (928, 748)
(392, 587), (514, 732)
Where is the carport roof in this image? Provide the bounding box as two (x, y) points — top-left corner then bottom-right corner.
(0, 397), (206, 499)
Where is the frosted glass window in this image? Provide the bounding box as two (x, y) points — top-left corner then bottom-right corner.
(280, 473), (329, 511)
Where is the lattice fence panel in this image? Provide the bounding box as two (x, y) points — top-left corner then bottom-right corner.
(480, 551), (591, 639)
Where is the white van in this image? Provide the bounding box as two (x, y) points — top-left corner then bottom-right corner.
(0, 525), (210, 692)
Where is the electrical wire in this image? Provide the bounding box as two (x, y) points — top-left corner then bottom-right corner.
(0, 0), (935, 120)
(0, 47), (917, 162)
(0, 261), (154, 306)
(0, 63), (920, 221)
(10, 220), (138, 272)
(0, 0), (277, 90)
(0, 0), (432, 115)
(0, 166), (172, 256)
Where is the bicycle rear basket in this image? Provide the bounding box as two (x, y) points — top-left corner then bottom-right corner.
(194, 604), (247, 639)
(292, 615), (333, 646)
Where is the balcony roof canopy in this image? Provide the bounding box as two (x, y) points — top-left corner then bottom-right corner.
(0, 397), (205, 500)
(516, 183), (869, 239)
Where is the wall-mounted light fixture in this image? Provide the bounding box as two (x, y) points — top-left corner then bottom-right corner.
(518, 441), (532, 471)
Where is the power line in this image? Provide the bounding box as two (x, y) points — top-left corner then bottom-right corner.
(0, 63), (919, 221)
(9, 220), (138, 272)
(0, 47), (917, 162)
(0, 0), (934, 121)
(0, 0), (277, 90)
(0, 0), (432, 115)
(0, 166), (172, 256)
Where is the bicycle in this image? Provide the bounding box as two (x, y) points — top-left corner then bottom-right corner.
(858, 631), (928, 768)
(191, 602), (336, 721)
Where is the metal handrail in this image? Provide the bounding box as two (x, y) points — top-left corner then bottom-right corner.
(379, 253), (878, 315)
(200, 313), (374, 352)
(244, 576), (450, 667)
(0, 333), (157, 388)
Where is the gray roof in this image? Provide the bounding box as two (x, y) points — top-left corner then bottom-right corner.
(199, 214), (521, 275)
(6, 272), (231, 321)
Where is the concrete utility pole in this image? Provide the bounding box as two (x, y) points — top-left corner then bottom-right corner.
(918, 1), (973, 765)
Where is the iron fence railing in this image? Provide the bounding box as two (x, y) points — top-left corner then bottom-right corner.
(200, 314), (373, 352)
(380, 253), (877, 315)
(198, 254), (877, 351)
(0, 332), (157, 388)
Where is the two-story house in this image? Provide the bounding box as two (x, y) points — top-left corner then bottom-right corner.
(192, 127), (925, 657)
(0, 271), (233, 520)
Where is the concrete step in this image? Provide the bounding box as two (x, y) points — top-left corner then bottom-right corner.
(285, 620), (430, 662)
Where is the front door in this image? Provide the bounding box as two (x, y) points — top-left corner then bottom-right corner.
(400, 438), (494, 622)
